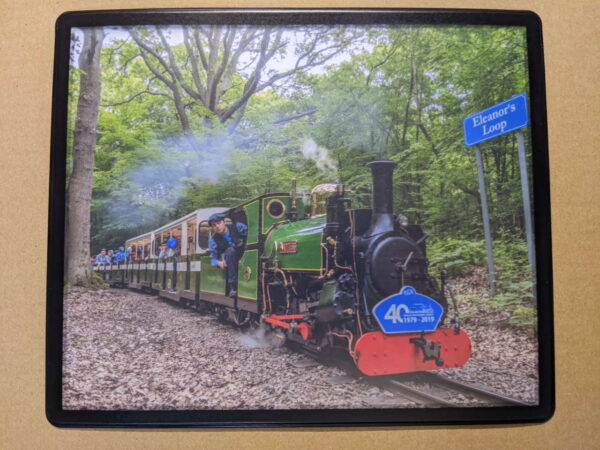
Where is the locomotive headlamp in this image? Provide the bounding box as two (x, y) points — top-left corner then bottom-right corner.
(397, 214), (409, 227)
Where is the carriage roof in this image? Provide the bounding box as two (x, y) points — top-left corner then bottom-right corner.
(125, 207), (227, 244)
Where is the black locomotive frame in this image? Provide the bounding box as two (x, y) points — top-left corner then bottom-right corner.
(47, 8), (554, 427)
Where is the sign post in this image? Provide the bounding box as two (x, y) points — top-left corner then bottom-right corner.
(473, 144), (496, 295)
(463, 93), (532, 295)
(516, 129), (536, 275)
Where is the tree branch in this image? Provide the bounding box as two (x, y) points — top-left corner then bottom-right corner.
(365, 34), (402, 85)
(272, 108), (318, 124)
(100, 89), (171, 107)
(192, 28), (209, 72)
(209, 27), (235, 110)
(220, 29), (276, 122)
(255, 39), (346, 92)
(417, 123), (438, 156)
(452, 181), (480, 200)
(156, 26), (203, 101)
(181, 27), (205, 101)
(129, 28), (176, 90)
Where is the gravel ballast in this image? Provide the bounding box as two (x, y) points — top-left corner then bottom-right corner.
(63, 285), (538, 410)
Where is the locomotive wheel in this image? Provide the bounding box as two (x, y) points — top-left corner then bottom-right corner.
(232, 310), (251, 328)
(216, 307), (229, 323)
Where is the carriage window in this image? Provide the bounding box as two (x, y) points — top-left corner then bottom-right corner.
(198, 220), (211, 250)
(152, 238), (161, 256)
(186, 219), (196, 255)
(166, 227), (182, 255)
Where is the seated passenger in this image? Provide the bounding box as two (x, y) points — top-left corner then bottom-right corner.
(207, 213), (247, 298)
(158, 243), (167, 260)
(158, 243), (174, 260)
(116, 246), (127, 264)
(95, 248), (108, 267)
(166, 237), (179, 293)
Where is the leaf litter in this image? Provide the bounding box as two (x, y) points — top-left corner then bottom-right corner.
(63, 280), (538, 410)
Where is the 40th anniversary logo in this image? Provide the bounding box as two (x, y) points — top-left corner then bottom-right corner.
(372, 286), (444, 334)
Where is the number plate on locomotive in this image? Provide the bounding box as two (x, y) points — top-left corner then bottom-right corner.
(372, 286), (443, 334)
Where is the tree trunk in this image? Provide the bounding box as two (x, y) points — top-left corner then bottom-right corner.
(66, 28), (105, 285)
(400, 52), (416, 149)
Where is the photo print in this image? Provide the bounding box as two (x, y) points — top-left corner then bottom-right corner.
(47, 9), (553, 427)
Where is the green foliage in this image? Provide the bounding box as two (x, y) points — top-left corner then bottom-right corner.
(494, 233), (530, 277)
(64, 272), (108, 291)
(429, 238), (486, 277)
(430, 236), (536, 328)
(488, 278), (536, 328)
(80, 272), (109, 290)
(491, 238), (536, 327)
(509, 304), (537, 328)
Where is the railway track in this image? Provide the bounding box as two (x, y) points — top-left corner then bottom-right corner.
(138, 289), (532, 409)
(369, 371), (532, 408)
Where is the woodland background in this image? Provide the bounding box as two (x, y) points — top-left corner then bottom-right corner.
(67, 24), (535, 325)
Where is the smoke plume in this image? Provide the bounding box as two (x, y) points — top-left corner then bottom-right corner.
(238, 324), (285, 349)
(300, 138), (338, 173)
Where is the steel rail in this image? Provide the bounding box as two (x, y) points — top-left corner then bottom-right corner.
(416, 372), (532, 406)
(376, 379), (457, 407)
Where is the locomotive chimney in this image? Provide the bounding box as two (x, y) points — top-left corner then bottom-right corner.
(365, 160), (397, 237)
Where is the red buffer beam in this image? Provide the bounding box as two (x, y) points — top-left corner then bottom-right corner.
(354, 329), (471, 376)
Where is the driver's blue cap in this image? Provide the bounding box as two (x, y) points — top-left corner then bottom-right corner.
(208, 213), (226, 225)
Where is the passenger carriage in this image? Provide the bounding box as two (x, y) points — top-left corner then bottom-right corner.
(124, 231), (152, 289)
(93, 247), (133, 287)
(145, 207), (227, 303)
(100, 195), (309, 317)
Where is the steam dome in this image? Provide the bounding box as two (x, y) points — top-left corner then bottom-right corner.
(310, 183), (339, 217)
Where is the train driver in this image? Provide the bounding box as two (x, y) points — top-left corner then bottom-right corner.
(207, 213), (247, 298)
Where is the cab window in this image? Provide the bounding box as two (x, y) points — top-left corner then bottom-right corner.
(197, 218), (235, 250)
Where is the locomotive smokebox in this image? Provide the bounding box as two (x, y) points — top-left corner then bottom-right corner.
(365, 160), (397, 237)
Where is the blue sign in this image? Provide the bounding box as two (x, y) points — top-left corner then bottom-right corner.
(463, 93), (529, 146)
(372, 286), (444, 334)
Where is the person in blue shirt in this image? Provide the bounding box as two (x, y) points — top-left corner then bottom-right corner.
(207, 213), (247, 298)
(115, 246), (127, 264)
(95, 248), (109, 267)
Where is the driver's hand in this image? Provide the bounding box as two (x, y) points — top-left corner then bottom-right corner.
(217, 261), (227, 270)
